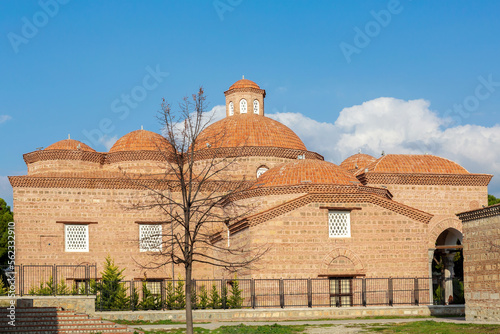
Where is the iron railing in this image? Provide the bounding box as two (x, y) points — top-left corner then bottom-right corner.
(0, 266), (442, 311)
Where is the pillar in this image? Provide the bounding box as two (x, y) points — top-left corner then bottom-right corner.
(444, 253), (455, 304)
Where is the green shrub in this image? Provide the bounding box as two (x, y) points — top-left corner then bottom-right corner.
(209, 283), (220, 309)
(197, 284), (209, 309)
(228, 277), (244, 309)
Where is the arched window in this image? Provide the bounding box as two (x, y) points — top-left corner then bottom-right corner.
(240, 99), (247, 113)
(256, 166), (268, 178)
(229, 102), (234, 116)
(253, 100), (259, 114)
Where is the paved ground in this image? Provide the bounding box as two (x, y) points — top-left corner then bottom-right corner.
(130, 316), (500, 332)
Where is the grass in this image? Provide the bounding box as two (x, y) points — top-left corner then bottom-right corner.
(131, 321), (500, 334)
(361, 320), (500, 333)
(136, 324), (307, 334)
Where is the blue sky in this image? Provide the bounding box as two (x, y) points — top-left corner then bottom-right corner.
(1, 0), (500, 207)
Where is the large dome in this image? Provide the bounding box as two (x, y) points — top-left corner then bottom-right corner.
(255, 159), (360, 188)
(340, 153), (376, 173)
(109, 130), (170, 153)
(361, 154), (469, 174)
(45, 139), (95, 152)
(196, 114), (306, 151)
(229, 78), (260, 90)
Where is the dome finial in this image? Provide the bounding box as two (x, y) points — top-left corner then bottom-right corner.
(358, 148), (362, 154)
(68, 134), (71, 139)
(141, 125), (143, 130)
(242, 75), (244, 79)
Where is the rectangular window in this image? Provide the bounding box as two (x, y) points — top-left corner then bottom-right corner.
(139, 224), (162, 252)
(329, 277), (353, 307)
(145, 280), (162, 296)
(328, 211), (351, 238)
(65, 224), (89, 252)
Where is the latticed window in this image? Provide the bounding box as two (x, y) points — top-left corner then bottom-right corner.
(140, 224), (162, 252)
(145, 280), (162, 296)
(229, 102), (234, 116)
(240, 99), (247, 113)
(328, 211), (350, 238)
(65, 224), (89, 252)
(329, 277), (353, 307)
(253, 100), (259, 114)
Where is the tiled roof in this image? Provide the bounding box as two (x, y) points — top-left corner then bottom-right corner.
(254, 159), (360, 188)
(340, 153), (376, 173)
(229, 78), (260, 90)
(109, 130), (171, 153)
(359, 154), (469, 175)
(196, 114), (307, 151)
(45, 139), (95, 152)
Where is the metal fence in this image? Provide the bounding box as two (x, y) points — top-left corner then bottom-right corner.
(0, 264), (98, 296)
(0, 266), (435, 311)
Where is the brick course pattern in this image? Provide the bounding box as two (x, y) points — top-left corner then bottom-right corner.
(458, 204), (500, 321)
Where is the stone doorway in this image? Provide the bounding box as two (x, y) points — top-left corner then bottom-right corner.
(431, 228), (464, 305)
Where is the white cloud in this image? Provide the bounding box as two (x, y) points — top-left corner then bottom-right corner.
(99, 135), (118, 151)
(265, 97), (500, 196)
(0, 115), (12, 124)
(0, 176), (13, 208)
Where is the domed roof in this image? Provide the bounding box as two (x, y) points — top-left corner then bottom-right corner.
(196, 114), (306, 151)
(255, 159), (360, 188)
(45, 139), (96, 152)
(361, 154), (469, 174)
(229, 78), (260, 90)
(109, 130), (170, 153)
(340, 153), (376, 173)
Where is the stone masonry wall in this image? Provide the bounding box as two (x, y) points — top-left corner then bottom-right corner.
(463, 213), (500, 321)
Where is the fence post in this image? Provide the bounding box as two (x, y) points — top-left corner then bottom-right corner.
(279, 279), (284, 308)
(192, 279), (196, 309)
(222, 279), (226, 309)
(414, 278), (419, 306)
(362, 278), (366, 307)
(388, 278), (393, 306)
(19, 264), (23, 297)
(130, 281), (134, 311)
(53, 265), (57, 296)
(307, 279), (312, 308)
(85, 265), (89, 296)
(251, 279), (256, 309)
(161, 280), (165, 310)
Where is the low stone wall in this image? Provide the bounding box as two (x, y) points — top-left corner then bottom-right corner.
(99, 305), (464, 322)
(0, 296), (96, 315)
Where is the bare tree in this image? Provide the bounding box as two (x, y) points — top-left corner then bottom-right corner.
(127, 88), (267, 334)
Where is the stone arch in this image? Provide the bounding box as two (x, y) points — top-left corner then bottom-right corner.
(428, 217), (463, 248)
(320, 248), (365, 276)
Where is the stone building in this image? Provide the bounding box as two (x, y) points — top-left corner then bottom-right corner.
(458, 203), (500, 321)
(9, 78), (492, 300)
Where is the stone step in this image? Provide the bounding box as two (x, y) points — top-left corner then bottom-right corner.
(0, 306), (142, 334)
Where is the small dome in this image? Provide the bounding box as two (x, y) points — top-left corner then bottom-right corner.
(340, 153), (376, 173)
(45, 139), (95, 152)
(362, 154), (469, 174)
(255, 159), (360, 188)
(109, 130), (170, 153)
(229, 78), (260, 90)
(196, 114), (306, 151)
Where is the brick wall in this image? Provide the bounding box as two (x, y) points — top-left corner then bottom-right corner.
(461, 207), (500, 321)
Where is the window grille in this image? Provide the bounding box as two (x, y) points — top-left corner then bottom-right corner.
(140, 224), (162, 252)
(328, 211), (350, 238)
(65, 224), (89, 252)
(329, 277), (353, 307)
(145, 280), (162, 296)
(253, 100), (259, 114)
(229, 102), (234, 116)
(240, 99), (247, 113)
